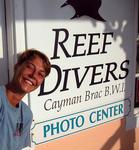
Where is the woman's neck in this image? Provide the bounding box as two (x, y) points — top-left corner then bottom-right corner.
(5, 83), (25, 107)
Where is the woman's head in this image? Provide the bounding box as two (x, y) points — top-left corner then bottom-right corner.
(16, 49), (51, 77)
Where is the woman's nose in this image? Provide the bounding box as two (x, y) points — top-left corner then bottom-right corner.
(29, 69), (37, 79)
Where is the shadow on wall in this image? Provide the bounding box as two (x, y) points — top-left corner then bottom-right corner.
(100, 119), (135, 150)
(100, 0), (137, 149)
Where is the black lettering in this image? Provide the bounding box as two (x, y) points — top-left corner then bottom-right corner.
(104, 62), (118, 82)
(101, 32), (113, 54)
(89, 64), (103, 85)
(72, 34), (86, 57)
(119, 60), (129, 79)
(72, 66), (90, 88)
(60, 69), (71, 91)
(38, 64), (62, 96)
(87, 33), (101, 55)
(51, 28), (71, 59)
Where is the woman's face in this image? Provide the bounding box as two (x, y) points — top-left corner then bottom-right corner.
(13, 55), (46, 94)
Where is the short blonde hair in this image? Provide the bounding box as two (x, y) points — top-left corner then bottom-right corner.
(16, 49), (51, 76)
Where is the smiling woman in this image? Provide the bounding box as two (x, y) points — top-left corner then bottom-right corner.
(17, 56), (45, 92)
(0, 49), (51, 150)
(9, 49), (51, 96)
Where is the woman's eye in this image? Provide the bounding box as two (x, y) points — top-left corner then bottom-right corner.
(38, 72), (45, 78)
(39, 72), (45, 78)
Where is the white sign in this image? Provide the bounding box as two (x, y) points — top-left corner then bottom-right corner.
(14, 0), (136, 144)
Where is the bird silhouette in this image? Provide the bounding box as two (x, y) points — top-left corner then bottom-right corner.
(61, 0), (106, 22)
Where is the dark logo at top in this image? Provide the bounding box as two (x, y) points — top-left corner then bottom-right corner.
(61, 0), (105, 22)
